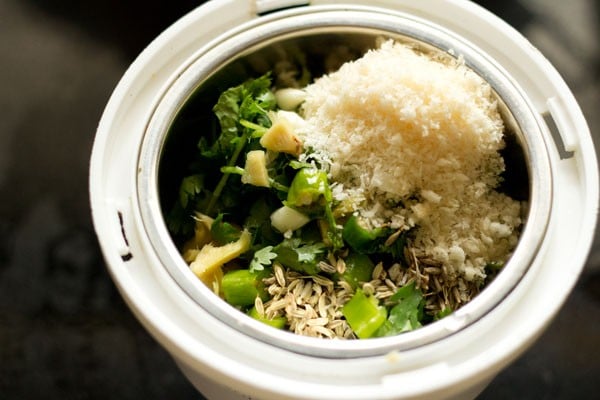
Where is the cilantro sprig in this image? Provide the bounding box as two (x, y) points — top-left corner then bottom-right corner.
(375, 282), (425, 337)
(272, 238), (327, 275)
(249, 246), (278, 272)
(166, 73), (277, 236)
(204, 73), (276, 216)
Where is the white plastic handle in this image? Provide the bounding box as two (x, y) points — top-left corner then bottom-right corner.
(546, 96), (579, 155)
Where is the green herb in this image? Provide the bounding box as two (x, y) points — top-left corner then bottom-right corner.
(210, 73), (275, 158)
(166, 74), (277, 235)
(244, 198), (280, 247)
(375, 282), (424, 337)
(166, 201), (194, 237)
(273, 238), (326, 275)
(240, 119), (268, 138)
(434, 307), (453, 321)
(178, 175), (204, 208)
(166, 174), (208, 236)
(265, 153), (296, 199)
(249, 246), (278, 272)
(211, 213), (242, 245)
(204, 73), (277, 216)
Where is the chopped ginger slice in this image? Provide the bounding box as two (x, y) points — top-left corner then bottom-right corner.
(241, 150), (270, 187)
(182, 213), (214, 261)
(190, 230), (252, 286)
(260, 117), (302, 156)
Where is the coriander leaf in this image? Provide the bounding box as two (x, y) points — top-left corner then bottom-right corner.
(179, 174), (204, 209)
(244, 198), (280, 247)
(204, 74), (277, 216)
(245, 199), (273, 230)
(167, 174), (207, 237)
(266, 153), (296, 200)
(198, 136), (219, 159)
(295, 242), (327, 263)
(273, 238), (326, 275)
(210, 73), (274, 158)
(212, 87), (243, 155)
(166, 201), (194, 237)
(434, 307), (453, 321)
(211, 213), (242, 245)
(375, 282), (424, 337)
(239, 74), (276, 122)
(249, 246), (278, 272)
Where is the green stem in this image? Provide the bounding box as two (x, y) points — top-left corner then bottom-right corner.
(268, 179), (289, 193)
(220, 166), (245, 175)
(222, 166), (288, 193)
(324, 203), (343, 250)
(205, 133), (250, 216)
(240, 119), (268, 137)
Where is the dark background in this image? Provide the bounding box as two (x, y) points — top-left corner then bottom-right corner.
(1, 1), (599, 399)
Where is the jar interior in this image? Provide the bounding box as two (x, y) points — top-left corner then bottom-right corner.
(151, 27), (534, 357)
(159, 31), (530, 235)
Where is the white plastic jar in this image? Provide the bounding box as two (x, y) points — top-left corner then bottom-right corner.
(90, 1), (598, 399)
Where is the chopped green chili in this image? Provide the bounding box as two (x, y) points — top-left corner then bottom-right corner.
(248, 306), (287, 329)
(342, 289), (387, 339)
(221, 269), (270, 307)
(335, 252), (375, 289)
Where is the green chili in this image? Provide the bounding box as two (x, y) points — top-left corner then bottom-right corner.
(342, 289), (387, 339)
(336, 252), (375, 289)
(248, 306), (287, 329)
(286, 168), (332, 208)
(286, 168), (342, 249)
(221, 269), (269, 307)
(342, 215), (384, 253)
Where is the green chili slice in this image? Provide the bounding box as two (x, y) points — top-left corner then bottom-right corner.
(342, 289), (387, 339)
(221, 269), (270, 307)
